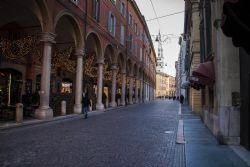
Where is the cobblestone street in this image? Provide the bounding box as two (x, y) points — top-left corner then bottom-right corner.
(0, 100), (185, 167)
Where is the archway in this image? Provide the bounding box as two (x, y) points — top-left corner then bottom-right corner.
(0, 0), (50, 120)
(84, 32), (102, 110)
(103, 44), (114, 108)
(51, 12), (83, 116)
(116, 52), (126, 106)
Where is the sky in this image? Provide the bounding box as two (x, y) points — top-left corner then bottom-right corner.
(135, 0), (185, 76)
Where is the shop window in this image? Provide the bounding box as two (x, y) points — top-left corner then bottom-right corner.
(61, 79), (73, 94)
(0, 68), (22, 106)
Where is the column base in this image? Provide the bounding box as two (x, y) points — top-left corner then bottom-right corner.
(110, 102), (117, 107)
(121, 101), (126, 106)
(74, 104), (82, 114)
(96, 103), (104, 110)
(129, 100), (133, 105)
(35, 107), (53, 120)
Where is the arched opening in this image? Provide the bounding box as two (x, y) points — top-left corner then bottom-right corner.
(51, 13), (83, 116)
(103, 44), (114, 108)
(116, 53), (126, 106)
(0, 0), (48, 120)
(83, 32), (102, 110)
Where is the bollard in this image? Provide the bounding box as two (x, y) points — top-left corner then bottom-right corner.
(16, 103), (23, 123)
(61, 100), (66, 116)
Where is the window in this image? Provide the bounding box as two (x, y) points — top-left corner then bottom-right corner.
(70, 0), (79, 5)
(120, 24), (125, 45)
(134, 43), (138, 58)
(128, 34), (133, 53)
(111, 0), (116, 5)
(128, 14), (132, 25)
(140, 32), (144, 41)
(120, 0), (126, 16)
(93, 0), (100, 22)
(108, 11), (116, 36)
(140, 48), (142, 62)
(134, 23), (137, 33)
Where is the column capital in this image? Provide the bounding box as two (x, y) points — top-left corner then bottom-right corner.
(111, 65), (118, 70)
(74, 48), (85, 57)
(97, 59), (105, 64)
(121, 69), (126, 74)
(129, 74), (134, 78)
(40, 32), (56, 44)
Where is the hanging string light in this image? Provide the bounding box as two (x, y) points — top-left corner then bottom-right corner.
(2, 35), (39, 62)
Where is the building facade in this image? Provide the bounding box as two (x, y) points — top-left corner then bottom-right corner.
(176, 37), (187, 102)
(0, 0), (156, 121)
(184, 0), (250, 151)
(184, 0), (202, 113)
(155, 72), (176, 98)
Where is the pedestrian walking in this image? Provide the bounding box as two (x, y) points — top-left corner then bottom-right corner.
(82, 93), (91, 119)
(180, 94), (184, 104)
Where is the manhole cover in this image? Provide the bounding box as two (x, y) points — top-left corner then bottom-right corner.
(164, 131), (174, 134)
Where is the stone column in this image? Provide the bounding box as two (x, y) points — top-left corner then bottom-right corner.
(135, 78), (139, 103)
(140, 79), (143, 103)
(96, 60), (104, 110)
(74, 49), (84, 114)
(129, 75), (133, 104)
(121, 71), (126, 106)
(110, 65), (118, 107)
(35, 32), (55, 120)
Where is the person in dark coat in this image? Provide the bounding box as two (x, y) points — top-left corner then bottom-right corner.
(180, 94), (184, 104)
(82, 93), (91, 119)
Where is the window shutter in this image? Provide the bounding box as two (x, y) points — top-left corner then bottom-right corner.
(97, 0), (100, 22)
(108, 11), (112, 32)
(113, 16), (116, 36)
(120, 0), (123, 13)
(124, 6), (126, 17)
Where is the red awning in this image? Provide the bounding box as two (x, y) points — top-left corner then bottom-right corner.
(221, 0), (250, 54)
(192, 61), (215, 86)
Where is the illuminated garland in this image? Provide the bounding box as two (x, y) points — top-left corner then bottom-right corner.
(84, 55), (113, 81)
(84, 56), (98, 78)
(2, 35), (39, 62)
(52, 47), (76, 73)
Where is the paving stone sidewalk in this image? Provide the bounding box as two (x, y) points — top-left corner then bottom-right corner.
(181, 104), (250, 167)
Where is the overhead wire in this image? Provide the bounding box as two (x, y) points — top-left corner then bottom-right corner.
(146, 11), (185, 21)
(148, 0), (160, 28)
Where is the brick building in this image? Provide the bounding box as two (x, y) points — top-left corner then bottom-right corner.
(0, 0), (156, 120)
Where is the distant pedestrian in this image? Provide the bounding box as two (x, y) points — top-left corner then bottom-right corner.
(180, 94), (184, 104)
(82, 93), (91, 119)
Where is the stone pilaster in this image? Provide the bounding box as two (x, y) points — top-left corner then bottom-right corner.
(135, 78), (139, 103)
(74, 49), (84, 114)
(110, 65), (118, 107)
(35, 32), (56, 120)
(129, 75), (134, 104)
(96, 60), (104, 110)
(140, 79), (143, 103)
(121, 71), (126, 106)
